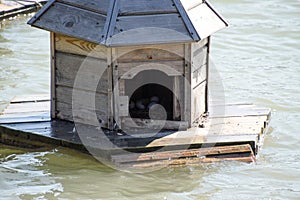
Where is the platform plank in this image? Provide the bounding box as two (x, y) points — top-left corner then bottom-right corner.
(112, 144), (254, 163)
(2, 101), (50, 114)
(11, 94), (50, 103)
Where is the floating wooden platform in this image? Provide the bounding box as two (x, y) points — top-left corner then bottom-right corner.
(0, 0), (47, 20)
(0, 95), (271, 168)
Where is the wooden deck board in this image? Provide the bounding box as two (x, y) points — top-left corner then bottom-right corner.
(0, 0), (47, 20)
(0, 95), (271, 166)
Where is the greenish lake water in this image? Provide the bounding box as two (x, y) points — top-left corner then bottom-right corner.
(1, 0), (300, 199)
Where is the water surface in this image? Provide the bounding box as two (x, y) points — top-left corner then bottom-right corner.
(0, 1), (300, 199)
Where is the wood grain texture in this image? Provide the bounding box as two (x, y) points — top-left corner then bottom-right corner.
(58, 0), (111, 15)
(191, 81), (206, 122)
(192, 65), (206, 88)
(51, 32), (56, 119)
(56, 86), (108, 113)
(191, 46), (208, 72)
(55, 34), (107, 59)
(119, 0), (177, 16)
(118, 61), (184, 78)
(34, 2), (106, 44)
(116, 46), (185, 62)
(122, 117), (188, 130)
(55, 52), (109, 94)
(56, 101), (108, 127)
(11, 94), (50, 103)
(184, 43), (192, 126)
(108, 14), (192, 46)
(112, 144), (254, 163)
(183, 2), (227, 39)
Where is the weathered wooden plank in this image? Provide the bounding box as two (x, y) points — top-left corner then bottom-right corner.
(191, 81), (206, 123)
(56, 101), (108, 126)
(146, 131), (258, 148)
(108, 14), (192, 46)
(122, 155), (255, 168)
(192, 65), (206, 88)
(11, 94), (50, 103)
(119, 0), (177, 16)
(112, 48), (121, 129)
(209, 105), (271, 118)
(184, 43), (192, 126)
(205, 115), (268, 126)
(112, 144), (253, 163)
(0, 113), (50, 124)
(55, 34), (107, 59)
(122, 117), (188, 130)
(0, 111), (49, 119)
(2, 101), (50, 114)
(57, 0), (110, 15)
(117, 48), (185, 63)
(55, 86), (108, 113)
(119, 96), (129, 117)
(107, 49), (114, 129)
(118, 61), (184, 78)
(173, 76), (182, 120)
(191, 46), (208, 72)
(183, 2), (227, 39)
(55, 52), (109, 94)
(51, 32), (56, 119)
(116, 44), (185, 59)
(33, 2), (107, 44)
(180, 0), (203, 10)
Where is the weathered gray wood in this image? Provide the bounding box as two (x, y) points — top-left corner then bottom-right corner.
(119, 0), (177, 16)
(118, 61), (184, 78)
(56, 101), (108, 127)
(191, 81), (206, 122)
(58, 0), (111, 15)
(147, 131), (259, 148)
(116, 47), (185, 62)
(11, 94), (50, 103)
(119, 96), (129, 117)
(205, 36), (210, 113)
(184, 43), (192, 126)
(55, 86), (108, 114)
(33, 2), (107, 44)
(179, 0), (203, 10)
(192, 65), (206, 88)
(2, 101), (50, 114)
(55, 52), (109, 94)
(173, 76), (181, 120)
(107, 49), (114, 129)
(0, 113), (50, 124)
(55, 34), (107, 59)
(182, 2), (227, 39)
(191, 46), (208, 72)
(108, 13), (192, 46)
(122, 117), (188, 130)
(112, 48), (121, 129)
(51, 32), (56, 119)
(209, 104), (271, 118)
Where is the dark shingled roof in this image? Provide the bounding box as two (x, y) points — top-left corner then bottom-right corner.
(28, 0), (228, 46)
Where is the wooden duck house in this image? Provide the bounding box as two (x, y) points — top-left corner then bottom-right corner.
(28, 0), (227, 131)
(0, 0), (271, 167)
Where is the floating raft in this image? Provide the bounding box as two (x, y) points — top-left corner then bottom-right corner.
(0, 0), (47, 20)
(0, 95), (271, 168)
